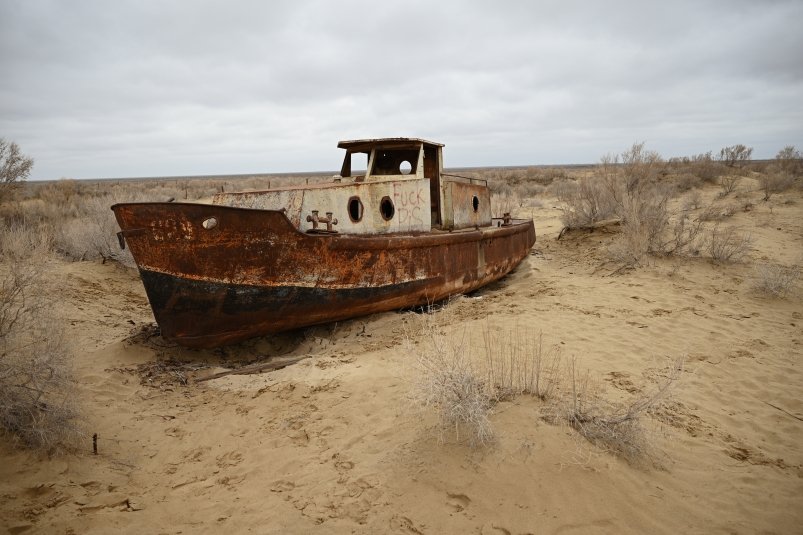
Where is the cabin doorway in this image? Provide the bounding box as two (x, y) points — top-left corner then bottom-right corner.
(424, 146), (441, 226)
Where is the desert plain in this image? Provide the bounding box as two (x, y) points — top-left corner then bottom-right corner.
(0, 159), (801, 534)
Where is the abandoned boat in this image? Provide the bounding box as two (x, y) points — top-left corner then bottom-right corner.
(112, 138), (536, 348)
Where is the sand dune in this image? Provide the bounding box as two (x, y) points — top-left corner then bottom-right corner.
(1, 181), (801, 534)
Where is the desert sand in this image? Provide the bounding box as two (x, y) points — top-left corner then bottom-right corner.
(1, 178), (801, 534)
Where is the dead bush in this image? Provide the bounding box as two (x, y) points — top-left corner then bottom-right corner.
(408, 325), (493, 446)
(558, 176), (617, 228)
(672, 172), (703, 192)
(707, 225), (752, 263)
(719, 173), (742, 196)
(774, 146), (801, 177)
(0, 226), (79, 451)
(682, 191), (702, 211)
(556, 356), (684, 463)
(661, 214), (705, 256)
(698, 202), (737, 222)
(607, 221), (650, 266)
(752, 262), (800, 298)
(759, 170), (795, 201)
(718, 144), (753, 169)
(688, 152), (723, 183)
(55, 195), (137, 267)
(491, 191), (520, 217)
(548, 178), (577, 203)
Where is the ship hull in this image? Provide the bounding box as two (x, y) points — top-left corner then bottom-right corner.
(112, 202), (535, 348)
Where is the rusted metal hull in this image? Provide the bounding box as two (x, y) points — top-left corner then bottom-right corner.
(112, 202), (535, 348)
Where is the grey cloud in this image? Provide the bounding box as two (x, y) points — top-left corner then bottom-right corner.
(1, 0), (801, 179)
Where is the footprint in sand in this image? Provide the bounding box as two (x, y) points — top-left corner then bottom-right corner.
(270, 480), (295, 493)
(390, 514), (425, 534)
(216, 451), (243, 468)
(446, 492), (470, 513)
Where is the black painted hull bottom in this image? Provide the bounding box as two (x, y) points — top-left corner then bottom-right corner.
(140, 270), (454, 348)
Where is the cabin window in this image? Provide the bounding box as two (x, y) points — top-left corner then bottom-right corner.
(472, 195), (479, 212)
(379, 196), (395, 221)
(348, 196), (364, 222)
(202, 217), (218, 229)
(371, 149), (419, 176)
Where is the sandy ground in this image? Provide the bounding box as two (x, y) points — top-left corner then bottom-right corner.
(1, 180), (802, 534)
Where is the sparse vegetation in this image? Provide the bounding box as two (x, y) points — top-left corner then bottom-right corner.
(752, 262), (800, 297)
(0, 226), (79, 451)
(409, 313), (681, 463)
(719, 173), (742, 196)
(759, 171), (795, 201)
(556, 356), (684, 462)
(707, 225), (752, 263)
(718, 144), (753, 169)
(774, 145), (802, 177)
(408, 323), (493, 446)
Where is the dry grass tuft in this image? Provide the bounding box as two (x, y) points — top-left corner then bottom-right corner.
(483, 328), (561, 402)
(408, 321), (493, 447)
(409, 312), (683, 463)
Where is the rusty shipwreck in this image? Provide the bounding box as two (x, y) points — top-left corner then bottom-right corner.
(112, 138), (535, 348)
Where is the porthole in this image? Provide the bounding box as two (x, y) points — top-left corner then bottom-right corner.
(202, 217), (218, 229)
(348, 196), (364, 222)
(399, 160), (412, 175)
(472, 195), (479, 212)
(379, 196), (395, 221)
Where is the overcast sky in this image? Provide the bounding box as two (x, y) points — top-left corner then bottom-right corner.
(1, 0), (801, 180)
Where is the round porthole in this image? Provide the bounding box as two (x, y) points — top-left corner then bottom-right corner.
(202, 217), (218, 229)
(348, 196), (364, 222)
(399, 160), (412, 175)
(380, 196), (395, 221)
(472, 195), (479, 212)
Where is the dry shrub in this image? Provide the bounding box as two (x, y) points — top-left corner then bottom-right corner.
(548, 178), (577, 202)
(774, 145), (802, 177)
(698, 202), (738, 222)
(719, 173), (742, 196)
(514, 182), (546, 198)
(607, 221), (650, 266)
(752, 262), (800, 298)
(759, 170), (795, 201)
(491, 191), (521, 217)
(672, 172), (703, 192)
(718, 144), (753, 168)
(0, 226), (79, 451)
(682, 190), (702, 211)
(55, 194), (139, 267)
(408, 323), (493, 446)
(36, 179), (84, 208)
(559, 143), (694, 266)
(707, 225), (752, 263)
(554, 356), (684, 462)
(409, 315), (682, 462)
(558, 176), (617, 228)
(688, 152), (723, 183)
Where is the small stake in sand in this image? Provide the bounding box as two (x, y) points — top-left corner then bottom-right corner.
(93, 433), (98, 455)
